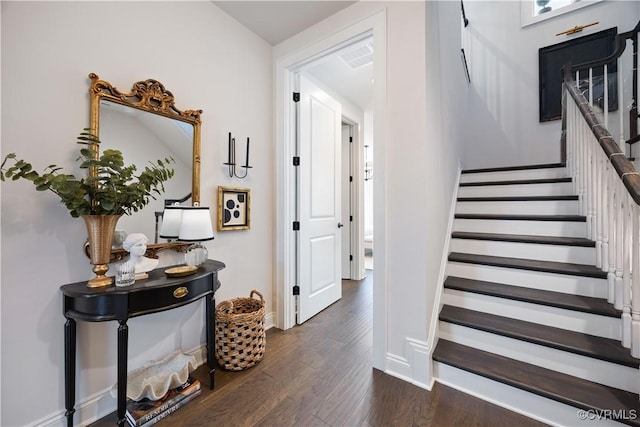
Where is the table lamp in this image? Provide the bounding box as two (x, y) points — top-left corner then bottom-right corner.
(178, 206), (215, 267)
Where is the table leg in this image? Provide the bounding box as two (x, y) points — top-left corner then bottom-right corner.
(64, 318), (76, 427)
(206, 295), (215, 390)
(117, 320), (128, 427)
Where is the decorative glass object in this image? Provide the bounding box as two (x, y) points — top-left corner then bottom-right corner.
(185, 243), (208, 267)
(115, 262), (135, 287)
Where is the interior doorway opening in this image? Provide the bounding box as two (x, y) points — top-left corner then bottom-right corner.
(275, 8), (386, 369)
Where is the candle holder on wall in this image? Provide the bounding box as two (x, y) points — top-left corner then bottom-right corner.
(223, 132), (252, 179)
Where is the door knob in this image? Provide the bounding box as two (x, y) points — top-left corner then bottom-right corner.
(337, 223), (344, 228)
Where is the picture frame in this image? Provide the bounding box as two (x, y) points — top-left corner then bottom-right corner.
(217, 186), (250, 231)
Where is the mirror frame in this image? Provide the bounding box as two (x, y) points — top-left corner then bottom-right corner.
(88, 72), (202, 204)
(88, 73), (202, 258)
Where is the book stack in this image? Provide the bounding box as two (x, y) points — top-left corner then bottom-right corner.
(125, 377), (201, 427)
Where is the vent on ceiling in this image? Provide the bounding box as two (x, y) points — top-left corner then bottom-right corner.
(339, 43), (374, 70)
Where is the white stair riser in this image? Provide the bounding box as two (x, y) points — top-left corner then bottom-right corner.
(453, 218), (587, 238)
(443, 289), (620, 340)
(439, 324), (636, 393)
(434, 363), (628, 427)
(450, 239), (596, 265)
(459, 182), (574, 197)
(460, 168), (568, 184)
(455, 200), (579, 215)
(446, 262), (607, 298)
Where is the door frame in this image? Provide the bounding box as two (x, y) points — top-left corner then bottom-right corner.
(274, 9), (387, 370)
(341, 117), (365, 281)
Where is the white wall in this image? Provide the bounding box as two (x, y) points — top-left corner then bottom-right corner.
(460, 0), (640, 169)
(363, 109), (374, 238)
(0, 2), (273, 426)
(275, 1), (462, 386)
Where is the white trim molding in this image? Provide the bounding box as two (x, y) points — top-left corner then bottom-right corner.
(385, 337), (433, 390)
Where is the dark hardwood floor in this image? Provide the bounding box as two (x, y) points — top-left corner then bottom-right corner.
(91, 272), (548, 427)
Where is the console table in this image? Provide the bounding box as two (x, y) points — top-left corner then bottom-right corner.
(60, 259), (225, 427)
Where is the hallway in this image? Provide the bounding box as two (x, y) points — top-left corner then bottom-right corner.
(92, 273), (547, 426)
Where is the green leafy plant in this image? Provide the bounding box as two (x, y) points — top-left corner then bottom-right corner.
(1, 129), (175, 217)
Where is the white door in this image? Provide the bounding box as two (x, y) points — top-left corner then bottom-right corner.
(297, 75), (342, 324)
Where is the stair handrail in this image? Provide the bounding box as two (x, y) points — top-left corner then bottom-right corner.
(562, 68), (640, 205)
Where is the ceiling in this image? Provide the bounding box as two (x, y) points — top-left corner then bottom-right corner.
(212, 1), (372, 110)
(212, 1), (357, 46)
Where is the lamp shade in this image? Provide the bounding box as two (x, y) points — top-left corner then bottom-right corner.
(178, 207), (215, 242)
(159, 206), (183, 239)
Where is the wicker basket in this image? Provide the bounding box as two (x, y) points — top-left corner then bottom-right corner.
(215, 289), (266, 371)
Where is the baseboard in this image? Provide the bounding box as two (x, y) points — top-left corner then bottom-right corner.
(384, 337), (433, 390)
(265, 311), (276, 330)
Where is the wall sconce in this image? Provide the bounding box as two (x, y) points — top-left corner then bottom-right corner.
(223, 132), (252, 178)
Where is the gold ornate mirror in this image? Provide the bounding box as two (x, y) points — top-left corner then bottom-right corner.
(88, 73), (202, 255)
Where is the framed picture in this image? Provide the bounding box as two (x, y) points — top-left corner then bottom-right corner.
(217, 186), (250, 231)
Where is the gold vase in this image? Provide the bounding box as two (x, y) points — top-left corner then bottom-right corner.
(82, 214), (121, 288)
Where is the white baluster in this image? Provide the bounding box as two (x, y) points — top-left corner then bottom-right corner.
(603, 64), (609, 128)
(618, 55), (625, 149)
(570, 99), (577, 186)
(590, 136), (597, 240)
(589, 68), (593, 107)
(586, 133), (594, 240)
(601, 159), (610, 272)
(567, 96), (574, 180)
(615, 177), (624, 311)
(630, 203), (640, 358)
(623, 193), (632, 348)
(607, 167), (617, 304)
(595, 148), (603, 269)
(580, 118), (588, 220)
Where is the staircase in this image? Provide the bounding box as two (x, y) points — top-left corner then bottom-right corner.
(433, 163), (640, 426)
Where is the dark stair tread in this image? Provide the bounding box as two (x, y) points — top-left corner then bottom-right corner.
(455, 213), (586, 222)
(460, 177), (572, 187)
(457, 195), (578, 201)
(444, 276), (619, 318)
(451, 231), (595, 247)
(448, 252), (607, 279)
(439, 305), (636, 367)
(433, 340), (640, 426)
(462, 163), (566, 174)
